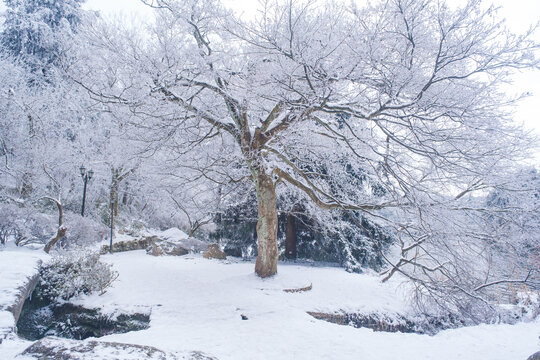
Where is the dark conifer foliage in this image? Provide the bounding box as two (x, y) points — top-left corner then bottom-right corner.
(1, 0), (84, 76)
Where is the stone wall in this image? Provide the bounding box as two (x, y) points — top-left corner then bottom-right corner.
(7, 273), (40, 324)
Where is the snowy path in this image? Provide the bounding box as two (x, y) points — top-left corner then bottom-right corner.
(75, 251), (539, 360)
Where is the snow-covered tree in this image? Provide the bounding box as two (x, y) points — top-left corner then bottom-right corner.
(74, 0), (540, 321)
(0, 0), (108, 249)
(1, 0), (85, 77)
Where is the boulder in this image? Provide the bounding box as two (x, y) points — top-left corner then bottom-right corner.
(176, 237), (209, 253)
(528, 351), (540, 360)
(203, 244), (227, 260)
(100, 236), (160, 254)
(146, 240), (189, 257)
(100, 235), (210, 257)
(146, 243), (164, 256)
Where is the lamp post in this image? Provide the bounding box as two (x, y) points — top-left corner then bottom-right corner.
(109, 199), (114, 253)
(79, 165), (94, 217)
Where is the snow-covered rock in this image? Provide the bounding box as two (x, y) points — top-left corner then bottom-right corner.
(21, 337), (217, 359)
(101, 233), (209, 256)
(146, 240), (189, 257)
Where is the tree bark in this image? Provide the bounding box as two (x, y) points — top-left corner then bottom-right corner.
(44, 226), (67, 254)
(110, 169), (120, 217)
(44, 199), (65, 254)
(110, 167), (136, 217)
(254, 171), (278, 278)
(285, 211), (297, 260)
(110, 183), (119, 217)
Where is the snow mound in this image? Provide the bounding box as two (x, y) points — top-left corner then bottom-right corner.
(156, 228), (189, 241)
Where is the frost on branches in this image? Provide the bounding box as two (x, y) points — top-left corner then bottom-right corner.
(63, 0), (540, 322)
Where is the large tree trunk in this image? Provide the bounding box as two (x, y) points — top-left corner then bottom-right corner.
(254, 172), (278, 278)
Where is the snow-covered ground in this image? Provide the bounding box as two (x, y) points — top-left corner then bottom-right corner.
(0, 239), (539, 359)
(0, 244), (48, 357)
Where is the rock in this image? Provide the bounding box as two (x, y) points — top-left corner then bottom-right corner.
(146, 240), (189, 257)
(101, 235), (209, 256)
(203, 244), (227, 260)
(283, 283), (312, 293)
(528, 351), (540, 360)
(177, 237), (209, 253)
(21, 337), (218, 359)
(100, 236), (161, 254)
(146, 243), (164, 256)
(17, 300), (150, 341)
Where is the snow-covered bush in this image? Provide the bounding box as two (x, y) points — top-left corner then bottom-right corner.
(38, 250), (118, 301)
(59, 213), (107, 248)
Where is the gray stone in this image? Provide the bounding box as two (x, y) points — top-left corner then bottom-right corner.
(146, 240), (189, 257)
(101, 236), (209, 256)
(7, 273), (40, 324)
(177, 237), (209, 253)
(100, 236), (161, 254)
(528, 351), (540, 360)
(203, 244), (227, 260)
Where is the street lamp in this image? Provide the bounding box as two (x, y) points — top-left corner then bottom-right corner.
(80, 165), (94, 217)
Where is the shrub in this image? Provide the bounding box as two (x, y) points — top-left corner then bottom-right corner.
(59, 213), (107, 248)
(38, 250), (118, 301)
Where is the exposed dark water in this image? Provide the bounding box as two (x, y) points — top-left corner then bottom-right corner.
(17, 288), (150, 340)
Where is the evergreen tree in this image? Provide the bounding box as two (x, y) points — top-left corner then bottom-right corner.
(1, 0), (85, 77)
